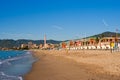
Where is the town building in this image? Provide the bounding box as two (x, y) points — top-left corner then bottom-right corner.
(61, 37), (120, 50)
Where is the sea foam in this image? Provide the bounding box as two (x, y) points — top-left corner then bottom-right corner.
(0, 51), (36, 80)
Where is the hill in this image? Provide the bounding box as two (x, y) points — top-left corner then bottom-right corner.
(0, 39), (62, 48)
(89, 31), (120, 38)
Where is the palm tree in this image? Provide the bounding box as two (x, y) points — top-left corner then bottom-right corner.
(95, 37), (100, 44)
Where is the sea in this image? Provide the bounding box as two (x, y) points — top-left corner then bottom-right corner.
(0, 50), (37, 80)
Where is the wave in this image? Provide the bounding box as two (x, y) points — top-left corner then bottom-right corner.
(0, 52), (36, 73)
(0, 51), (35, 80)
(0, 72), (23, 80)
(0, 51), (32, 65)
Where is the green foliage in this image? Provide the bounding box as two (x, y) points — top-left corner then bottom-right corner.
(95, 37), (100, 43)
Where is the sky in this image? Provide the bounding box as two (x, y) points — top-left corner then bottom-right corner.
(0, 0), (120, 41)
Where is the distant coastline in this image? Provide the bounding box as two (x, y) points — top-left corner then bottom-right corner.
(0, 39), (61, 50)
(0, 31), (120, 51)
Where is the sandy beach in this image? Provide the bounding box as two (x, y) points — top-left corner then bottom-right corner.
(24, 50), (120, 80)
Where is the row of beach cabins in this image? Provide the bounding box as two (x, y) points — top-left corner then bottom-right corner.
(61, 37), (120, 50)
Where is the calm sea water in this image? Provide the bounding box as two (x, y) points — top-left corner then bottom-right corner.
(0, 50), (37, 80)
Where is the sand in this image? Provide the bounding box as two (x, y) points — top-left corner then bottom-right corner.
(24, 50), (120, 80)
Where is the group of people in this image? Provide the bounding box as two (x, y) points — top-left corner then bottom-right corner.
(110, 42), (120, 53)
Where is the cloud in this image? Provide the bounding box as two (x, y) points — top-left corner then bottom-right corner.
(102, 19), (109, 27)
(52, 25), (63, 30)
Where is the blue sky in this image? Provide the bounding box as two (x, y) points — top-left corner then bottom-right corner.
(0, 0), (120, 40)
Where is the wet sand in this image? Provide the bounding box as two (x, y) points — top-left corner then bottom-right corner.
(24, 50), (120, 80)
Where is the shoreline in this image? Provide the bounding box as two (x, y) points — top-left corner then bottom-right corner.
(0, 50), (36, 80)
(24, 50), (120, 80)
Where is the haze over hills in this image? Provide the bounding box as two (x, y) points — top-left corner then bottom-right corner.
(0, 31), (120, 48)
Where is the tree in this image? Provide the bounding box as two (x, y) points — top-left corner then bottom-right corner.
(96, 37), (100, 44)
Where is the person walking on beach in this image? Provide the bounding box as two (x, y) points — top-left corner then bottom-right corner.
(110, 42), (115, 53)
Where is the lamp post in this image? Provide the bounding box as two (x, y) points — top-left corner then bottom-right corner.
(115, 29), (119, 52)
(116, 29), (118, 42)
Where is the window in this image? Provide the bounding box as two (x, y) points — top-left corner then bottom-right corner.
(110, 39), (112, 42)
